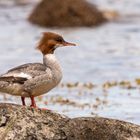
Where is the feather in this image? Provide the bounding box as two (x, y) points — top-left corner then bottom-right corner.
(0, 76), (27, 84)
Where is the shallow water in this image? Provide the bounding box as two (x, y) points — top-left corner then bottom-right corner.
(0, 0), (140, 124)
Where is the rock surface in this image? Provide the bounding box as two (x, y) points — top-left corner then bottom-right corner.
(0, 103), (140, 140)
(28, 0), (107, 27)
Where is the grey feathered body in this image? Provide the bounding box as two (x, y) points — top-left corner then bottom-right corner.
(0, 54), (62, 97)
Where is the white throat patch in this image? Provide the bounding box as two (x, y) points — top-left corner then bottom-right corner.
(44, 54), (57, 63)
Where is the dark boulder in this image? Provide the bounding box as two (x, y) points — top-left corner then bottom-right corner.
(28, 0), (107, 27)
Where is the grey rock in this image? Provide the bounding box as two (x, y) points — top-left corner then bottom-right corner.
(0, 103), (140, 140)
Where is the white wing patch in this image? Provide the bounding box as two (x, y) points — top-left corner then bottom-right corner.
(3, 72), (32, 79)
(15, 72), (32, 79)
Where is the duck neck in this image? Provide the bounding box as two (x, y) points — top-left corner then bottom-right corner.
(43, 54), (63, 84)
(43, 54), (61, 71)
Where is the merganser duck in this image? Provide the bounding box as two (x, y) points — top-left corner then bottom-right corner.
(0, 32), (76, 108)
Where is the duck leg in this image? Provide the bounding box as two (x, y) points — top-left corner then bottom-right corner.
(30, 96), (37, 108)
(21, 96), (26, 106)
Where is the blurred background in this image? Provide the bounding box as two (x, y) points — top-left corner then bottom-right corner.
(0, 0), (140, 124)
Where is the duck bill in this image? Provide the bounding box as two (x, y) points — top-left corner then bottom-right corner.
(63, 41), (76, 47)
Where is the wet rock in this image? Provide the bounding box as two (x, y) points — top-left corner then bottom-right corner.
(0, 103), (140, 140)
(28, 0), (107, 27)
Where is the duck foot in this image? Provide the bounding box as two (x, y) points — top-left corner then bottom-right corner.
(22, 96), (49, 110)
(40, 108), (49, 111)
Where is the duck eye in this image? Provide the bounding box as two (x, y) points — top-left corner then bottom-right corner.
(55, 37), (63, 42)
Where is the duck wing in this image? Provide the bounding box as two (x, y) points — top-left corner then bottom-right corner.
(0, 76), (27, 84)
(0, 63), (51, 96)
(8, 63), (46, 72)
(1, 63), (47, 79)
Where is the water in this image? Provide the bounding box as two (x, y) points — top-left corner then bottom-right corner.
(0, 0), (140, 125)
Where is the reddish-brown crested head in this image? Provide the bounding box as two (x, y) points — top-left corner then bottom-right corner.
(36, 32), (76, 55)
